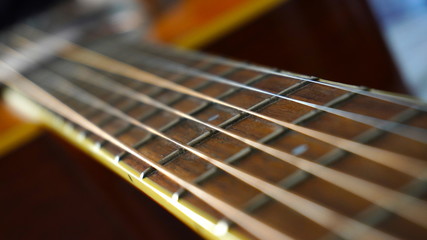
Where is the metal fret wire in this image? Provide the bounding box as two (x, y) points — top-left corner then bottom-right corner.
(242, 106), (423, 228)
(8, 27), (427, 179)
(92, 40), (427, 144)
(56, 42), (427, 181)
(83, 84), (149, 141)
(4, 35), (427, 188)
(11, 27), (427, 145)
(116, 49), (427, 144)
(88, 62), (239, 161)
(73, 63), (422, 232)
(137, 41), (427, 111)
(171, 81), (310, 198)
(45, 64), (427, 229)
(51, 59), (271, 179)
(61, 39), (427, 227)
(0, 67), (289, 240)
(74, 65), (413, 233)
(30, 69), (397, 240)
(322, 175), (427, 240)
(176, 90), (357, 214)
(138, 70), (266, 177)
(95, 36), (427, 111)
(89, 83), (176, 147)
(4, 27), (427, 237)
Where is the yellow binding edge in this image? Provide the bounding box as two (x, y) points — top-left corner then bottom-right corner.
(174, 0), (285, 49)
(0, 121), (40, 157)
(4, 89), (246, 240)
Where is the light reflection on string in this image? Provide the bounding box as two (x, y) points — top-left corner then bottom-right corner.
(0, 62), (292, 240)
(41, 63), (427, 230)
(31, 68), (399, 240)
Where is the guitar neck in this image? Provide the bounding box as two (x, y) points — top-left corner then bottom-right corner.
(2, 22), (427, 240)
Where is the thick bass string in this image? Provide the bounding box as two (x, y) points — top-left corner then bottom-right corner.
(1, 23), (427, 240)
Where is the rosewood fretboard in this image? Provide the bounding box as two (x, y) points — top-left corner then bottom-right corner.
(1, 23), (427, 240)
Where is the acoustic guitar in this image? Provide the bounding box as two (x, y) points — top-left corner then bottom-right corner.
(1, 1), (426, 239)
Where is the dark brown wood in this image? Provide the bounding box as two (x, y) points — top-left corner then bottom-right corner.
(203, 0), (407, 93)
(2, 3), (427, 238)
(0, 132), (202, 240)
(0, 100), (201, 240)
(30, 42), (427, 239)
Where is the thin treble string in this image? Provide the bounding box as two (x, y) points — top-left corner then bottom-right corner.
(54, 42), (427, 179)
(8, 28), (427, 182)
(138, 41), (427, 112)
(31, 68), (398, 240)
(11, 27), (427, 145)
(0, 62), (291, 240)
(12, 25), (427, 175)
(51, 61), (427, 229)
(113, 50), (427, 144)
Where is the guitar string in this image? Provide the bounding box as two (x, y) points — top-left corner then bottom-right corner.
(45, 61), (427, 229)
(2, 24), (424, 238)
(4, 34), (426, 184)
(45, 32), (426, 144)
(0, 63), (292, 240)
(28, 67), (399, 240)
(5, 19), (426, 240)
(12, 26), (427, 145)
(0, 56), (397, 240)
(104, 48), (427, 144)
(136, 40), (427, 112)
(56, 43), (427, 178)
(7, 27), (427, 178)
(15, 23), (427, 112)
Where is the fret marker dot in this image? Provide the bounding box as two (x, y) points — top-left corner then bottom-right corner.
(292, 144), (308, 156)
(208, 114), (219, 122)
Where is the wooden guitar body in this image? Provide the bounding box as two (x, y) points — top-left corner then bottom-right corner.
(0, 102), (201, 239)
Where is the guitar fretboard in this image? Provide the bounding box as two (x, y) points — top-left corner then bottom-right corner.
(1, 23), (427, 240)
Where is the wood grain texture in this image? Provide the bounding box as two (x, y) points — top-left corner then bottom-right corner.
(0, 132), (202, 240)
(203, 0), (407, 93)
(26, 48), (427, 239)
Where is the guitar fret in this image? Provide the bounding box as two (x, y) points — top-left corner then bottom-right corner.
(147, 60), (216, 83)
(5, 21), (427, 240)
(239, 102), (421, 222)
(108, 94), (188, 160)
(352, 177), (427, 235)
(124, 44), (427, 143)
(63, 61), (192, 146)
(74, 82), (146, 138)
(187, 88), (356, 225)
(87, 81), (164, 145)
(39, 65), (424, 236)
(112, 65), (241, 161)
(139, 41), (426, 112)
(43, 62), (131, 135)
(174, 126), (287, 198)
(94, 101), (142, 148)
(318, 135), (426, 240)
(137, 71), (270, 177)
(171, 79), (313, 198)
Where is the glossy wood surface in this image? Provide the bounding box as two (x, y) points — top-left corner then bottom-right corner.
(8, 30), (424, 238)
(202, 0), (407, 93)
(0, 121), (201, 240)
(2, 0), (427, 239)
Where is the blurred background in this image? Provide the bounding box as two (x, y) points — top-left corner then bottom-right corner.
(1, 0), (427, 98)
(1, 0), (426, 239)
